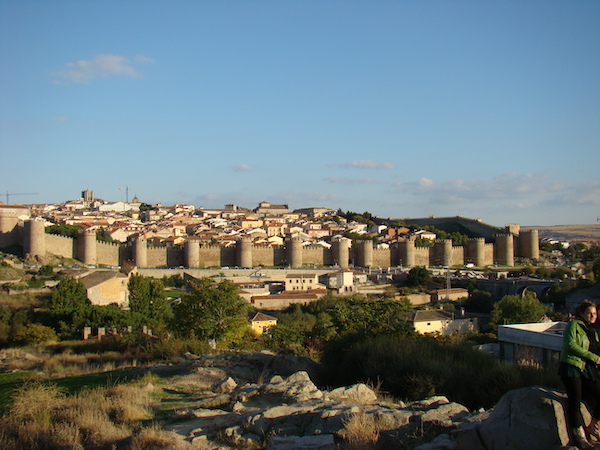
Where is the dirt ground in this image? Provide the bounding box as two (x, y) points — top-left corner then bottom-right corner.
(529, 223), (600, 242)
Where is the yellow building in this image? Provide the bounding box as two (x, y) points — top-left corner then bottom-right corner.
(412, 309), (477, 336)
(249, 312), (277, 335)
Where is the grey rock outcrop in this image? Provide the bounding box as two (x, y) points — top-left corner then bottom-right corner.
(163, 362), (481, 448)
(452, 386), (580, 450)
(160, 353), (581, 449)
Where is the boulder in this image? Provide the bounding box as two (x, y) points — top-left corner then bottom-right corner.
(328, 383), (378, 404)
(263, 371), (324, 401)
(419, 402), (470, 426)
(452, 386), (579, 450)
(214, 376), (237, 393)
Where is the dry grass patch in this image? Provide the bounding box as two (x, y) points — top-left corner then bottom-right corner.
(131, 423), (184, 450)
(10, 381), (64, 424)
(166, 371), (224, 393)
(0, 377), (163, 449)
(338, 412), (380, 449)
(0, 346), (137, 379)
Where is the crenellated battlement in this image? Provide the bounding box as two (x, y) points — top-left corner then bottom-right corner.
(8, 218), (541, 269)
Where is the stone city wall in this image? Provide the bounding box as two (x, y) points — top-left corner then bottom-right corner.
(8, 218), (540, 269)
(96, 241), (120, 266)
(45, 233), (76, 259)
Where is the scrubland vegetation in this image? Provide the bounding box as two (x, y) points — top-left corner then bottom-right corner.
(0, 372), (182, 450)
(0, 243), (599, 448)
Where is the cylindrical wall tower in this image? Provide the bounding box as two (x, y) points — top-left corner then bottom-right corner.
(24, 219), (46, 260)
(0, 205), (30, 249)
(357, 240), (374, 267)
(185, 240), (200, 268)
(433, 239), (453, 266)
(399, 240), (416, 268)
(494, 234), (514, 266)
(237, 238), (253, 268)
(466, 237), (486, 267)
(475, 237), (486, 267)
(519, 229), (539, 260)
(332, 237), (351, 269)
(134, 238), (148, 268)
(286, 237), (303, 268)
(79, 229), (97, 265)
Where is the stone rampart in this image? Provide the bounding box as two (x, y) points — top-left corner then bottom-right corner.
(452, 247), (465, 266)
(196, 246), (224, 268)
(414, 247), (431, 266)
(302, 246), (331, 266)
(9, 219), (540, 270)
(44, 233), (76, 259)
(372, 248), (392, 267)
(252, 245), (279, 267)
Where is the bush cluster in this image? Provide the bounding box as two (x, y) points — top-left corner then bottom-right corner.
(322, 334), (561, 410)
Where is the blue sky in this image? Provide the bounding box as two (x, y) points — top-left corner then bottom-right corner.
(1, 1), (599, 227)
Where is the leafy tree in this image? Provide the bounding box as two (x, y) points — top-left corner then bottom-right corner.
(128, 274), (171, 324)
(581, 245), (600, 280)
(49, 276), (89, 315)
(463, 290), (493, 314)
(592, 258), (600, 282)
(330, 297), (413, 337)
(9, 309), (31, 342)
(414, 237), (434, 248)
(14, 323), (57, 345)
(96, 227), (118, 243)
(270, 305), (317, 346)
(45, 223), (81, 238)
(563, 242), (587, 260)
(82, 304), (146, 331)
(551, 267), (573, 279)
(162, 274), (186, 288)
(543, 282), (570, 309)
(171, 278), (248, 341)
(582, 245), (600, 263)
(490, 292), (549, 331)
(405, 266), (430, 287)
(139, 202), (155, 211)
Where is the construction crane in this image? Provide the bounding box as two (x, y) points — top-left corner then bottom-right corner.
(118, 186), (145, 203)
(2, 191), (39, 205)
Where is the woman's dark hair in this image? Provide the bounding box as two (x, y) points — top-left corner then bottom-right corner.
(575, 300), (596, 318)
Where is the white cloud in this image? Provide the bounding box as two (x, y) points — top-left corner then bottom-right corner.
(133, 55), (155, 64)
(53, 54), (154, 83)
(551, 181), (600, 206)
(417, 177), (434, 188)
(324, 176), (375, 185)
(395, 173), (556, 203)
(51, 116), (67, 122)
(232, 164), (255, 172)
(339, 160), (395, 170)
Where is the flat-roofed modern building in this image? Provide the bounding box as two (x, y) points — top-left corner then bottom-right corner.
(497, 321), (566, 367)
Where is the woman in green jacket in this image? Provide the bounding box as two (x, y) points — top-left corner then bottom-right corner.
(560, 299), (600, 449)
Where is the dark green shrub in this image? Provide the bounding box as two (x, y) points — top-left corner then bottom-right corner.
(37, 265), (54, 277)
(322, 334), (560, 410)
(14, 323), (57, 345)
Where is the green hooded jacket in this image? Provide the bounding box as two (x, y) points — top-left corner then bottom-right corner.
(561, 319), (600, 370)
